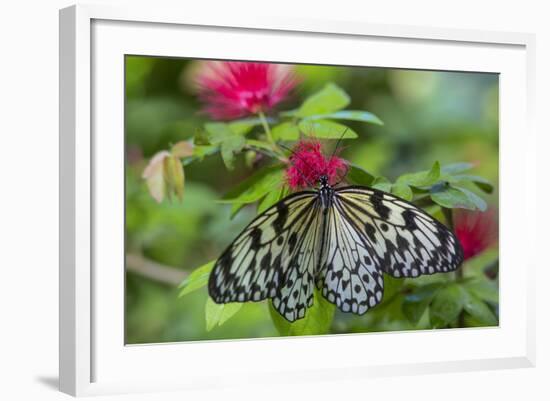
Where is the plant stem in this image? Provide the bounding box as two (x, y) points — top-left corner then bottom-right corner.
(442, 207), (466, 328)
(258, 110), (289, 162)
(441, 206), (454, 230)
(258, 110), (283, 154)
(126, 253), (187, 286)
(442, 207), (462, 281)
(243, 144), (287, 163)
(258, 110), (273, 144)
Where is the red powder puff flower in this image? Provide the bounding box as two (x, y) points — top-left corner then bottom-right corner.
(286, 140), (348, 190)
(195, 61), (297, 120)
(454, 209), (498, 260)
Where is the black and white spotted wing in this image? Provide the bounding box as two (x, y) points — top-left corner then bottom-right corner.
(208, 185), (463, 322)
(333, 187), (463, 278)
(208, 190), (322, 322)
(316, 201), (385, 315)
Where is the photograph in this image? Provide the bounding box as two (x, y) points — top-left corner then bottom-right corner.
(124, 56), (499, 344)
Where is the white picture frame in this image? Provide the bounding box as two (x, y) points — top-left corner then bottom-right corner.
(59, 3), (536, 397)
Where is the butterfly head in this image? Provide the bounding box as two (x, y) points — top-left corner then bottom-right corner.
(319, 174), (330, 188)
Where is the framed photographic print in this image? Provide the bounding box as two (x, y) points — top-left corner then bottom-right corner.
(59, 4), (536, 396)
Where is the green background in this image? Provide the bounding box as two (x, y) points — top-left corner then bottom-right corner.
(125, 56), (498, 344)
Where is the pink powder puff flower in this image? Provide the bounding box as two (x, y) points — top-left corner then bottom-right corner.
(285, 140), (348, 190)
(195, 61), (298, 120)
(454, 209), (498, 260)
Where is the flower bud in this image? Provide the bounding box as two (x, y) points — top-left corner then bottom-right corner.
(142, 151), (185, 203)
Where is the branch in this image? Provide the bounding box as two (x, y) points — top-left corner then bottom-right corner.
(126, 253), (187, 286)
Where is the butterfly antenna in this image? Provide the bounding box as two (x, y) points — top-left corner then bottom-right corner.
(329, 128), (348, 162)
(278, 142), (295, 155)
(330, 128), (350, 187)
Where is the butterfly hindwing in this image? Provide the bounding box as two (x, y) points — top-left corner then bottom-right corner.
(334, 186), (463, 278)
(317, 203), (384, 315)
(271, 200), (323, 321)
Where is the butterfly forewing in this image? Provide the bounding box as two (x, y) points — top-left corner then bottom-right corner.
(334, 186), (463, 278)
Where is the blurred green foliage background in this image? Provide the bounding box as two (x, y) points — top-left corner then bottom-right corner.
(125, 56), (498, 344)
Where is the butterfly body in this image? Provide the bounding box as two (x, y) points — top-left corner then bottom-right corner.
(209, 176), (463, 322)
(318, 175), (335, 211)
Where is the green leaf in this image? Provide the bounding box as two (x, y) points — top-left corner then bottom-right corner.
(298, 120), (357, 139)
(429, 284), (466, 328)
(191, 145), (219, 161)
(440, 163), (494, 195)
(204, 121), (251, 169)
(397, 161), (440, 187)
(457, 187), (488, 211)
(402, 283), (441, 325)
(221, 166), (280, 200)
(294, 83), (350, 117)
(441, 162), (474, 175)
(228, 117), (266, 135)
(193, 130), (211, 146)
(304, 110), (383, 125)
(257, 185), (287, 214)
(220, 167), (285, 204)
(230, 202), (246, 220)
(246, 139), (274, 152)
(423, 161), (441, 184)
(205, 298), (243, 331)
(371, 176), (392, 192)
(431, 187), (468, 209)
(269, 289), (335, 336)
(451, 174), (494, 194)
(206, 120), (259, 139)
(463, 278), (499, 303)
(178, 260), (215, 297)
(392, 182), (413, 201)
(272, 122), (300, 140)
(204, 122), (233, 144)
(220, 134), (245, 170)
(430, 185), (487, 211)
(462, 291), (498, 326)
(257, 193), (279, 215)
(346, 164), (375, 186)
